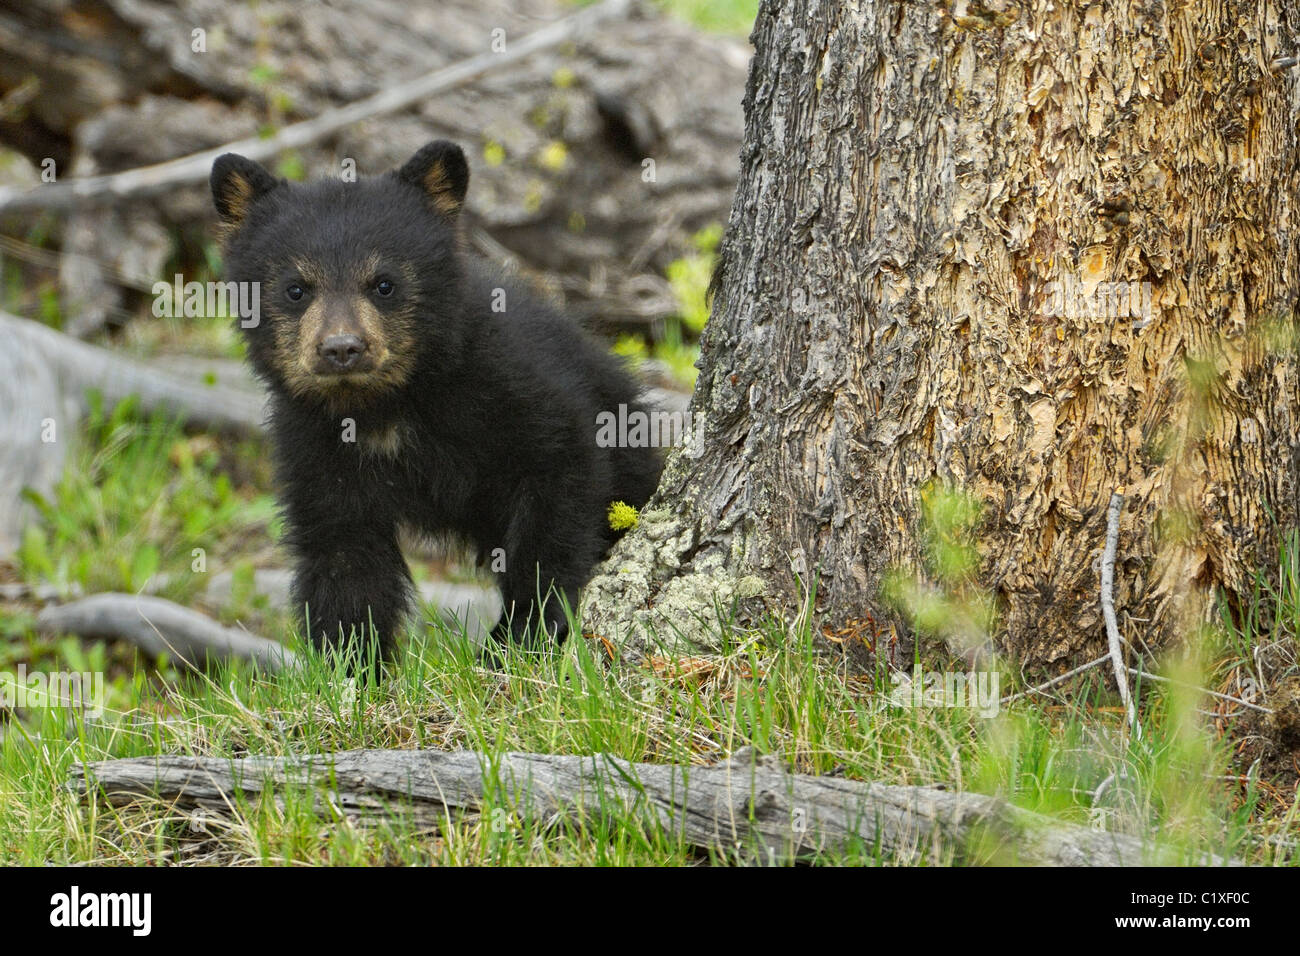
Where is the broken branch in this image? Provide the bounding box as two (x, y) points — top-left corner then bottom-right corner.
(37, 593), (297, 672)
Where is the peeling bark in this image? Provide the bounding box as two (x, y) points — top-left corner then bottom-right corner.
(583, 0), (1300, 672)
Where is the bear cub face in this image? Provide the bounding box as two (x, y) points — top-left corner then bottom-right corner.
(212, 142), (470, 412)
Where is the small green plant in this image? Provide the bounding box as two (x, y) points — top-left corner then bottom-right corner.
(606, 500), (639, 531)
(665, 223), (720, 338)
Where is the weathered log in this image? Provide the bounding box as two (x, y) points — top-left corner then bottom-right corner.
(36, 593), (297, 672)
(67, 746), (1228, 865)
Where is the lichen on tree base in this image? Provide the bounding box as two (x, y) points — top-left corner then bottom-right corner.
(581, 507), (769, 657)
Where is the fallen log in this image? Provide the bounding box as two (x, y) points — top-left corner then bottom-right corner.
(68, 746), (1229, 865)
(36, 593), (297, 672)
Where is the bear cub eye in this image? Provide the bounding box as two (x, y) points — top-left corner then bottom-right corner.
(373, 278), (395, 297)
(286, 284), (306, 302)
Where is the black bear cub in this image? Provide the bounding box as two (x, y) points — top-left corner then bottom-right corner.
(210, 141), (663, 661)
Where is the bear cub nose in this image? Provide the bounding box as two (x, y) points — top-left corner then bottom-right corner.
(318, 334), (369, 370)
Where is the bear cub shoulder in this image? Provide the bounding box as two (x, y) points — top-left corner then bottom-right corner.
(211, 141), (663, 661)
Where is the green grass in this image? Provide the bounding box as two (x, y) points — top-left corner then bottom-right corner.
(15, 393), (275, 604)
(0, 594), (1280, 865)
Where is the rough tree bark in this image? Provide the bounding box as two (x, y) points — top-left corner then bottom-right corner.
(583, 0), (1300, 673)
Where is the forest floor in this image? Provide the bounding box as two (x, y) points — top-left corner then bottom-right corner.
(0, 379), (1296, 864)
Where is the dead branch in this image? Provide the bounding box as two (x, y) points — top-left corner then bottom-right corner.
(1000, 653), (1112, 705)
(1125, 665), (1275, 715)
(1101, 489), (1140, 736)
(67, 746), (1233, 865)
(37, 593), (297, 672)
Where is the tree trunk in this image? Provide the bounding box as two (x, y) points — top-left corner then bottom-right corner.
(582, 0), (1300, 673)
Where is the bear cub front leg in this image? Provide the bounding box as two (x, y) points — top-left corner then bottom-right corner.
(286, 516), (414, 663)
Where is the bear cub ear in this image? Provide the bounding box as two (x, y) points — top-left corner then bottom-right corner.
(396, 141), (469, 218)
(211, 154), (280, 226)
